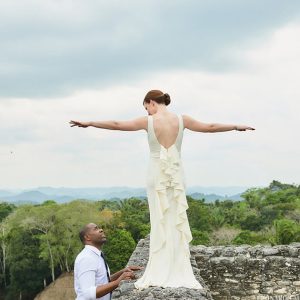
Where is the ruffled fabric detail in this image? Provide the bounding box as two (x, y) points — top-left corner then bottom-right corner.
(151, 145), (192, 254)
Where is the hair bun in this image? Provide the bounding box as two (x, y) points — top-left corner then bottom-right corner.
(164, 93), (171, 106)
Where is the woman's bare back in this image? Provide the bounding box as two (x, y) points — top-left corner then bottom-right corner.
(151, 113), (180, 149)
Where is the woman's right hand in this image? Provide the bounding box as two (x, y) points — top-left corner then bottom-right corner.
(69, 120), (90, 128)
(236, 125), (255, 131)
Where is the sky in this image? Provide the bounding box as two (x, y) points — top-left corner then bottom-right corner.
(0, 0), (300, 189)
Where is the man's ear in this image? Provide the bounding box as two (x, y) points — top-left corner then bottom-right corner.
(84, 233), (91, 242)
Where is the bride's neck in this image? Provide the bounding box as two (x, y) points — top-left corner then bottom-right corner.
(155, 104), (168, 114)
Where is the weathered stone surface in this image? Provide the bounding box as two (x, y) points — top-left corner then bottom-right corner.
(262, 247), (280, 256)
(114, 236), (300, 299)
(112, 236), (212, 300)
(194, 241), (300, 299)
(35, 236), (300, 300)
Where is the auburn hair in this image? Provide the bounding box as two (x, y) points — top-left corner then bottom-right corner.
(143, 90), (171, 106)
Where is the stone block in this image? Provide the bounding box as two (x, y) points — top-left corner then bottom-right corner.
(289, 248), (299, 257)
(235, 246), (251, 255)
(259, 287), (273, 294)
(249, 283), (260, 289)
(235, 256), (247, 265)
(256, 296), (270, 300)
(119, 282), (135, 294)
(276, 280), (292, 286)
(274, 287), (288, 295)
(230, 289), (247, 297)
(214, 296), (229, 300)
(261, 281), (274, 288)
(249, 289), (260, 295)
(263, 248), (279, 256)
(282, 275), (298, 280)
(223, 247), (236, 257)
(210, 256), (235, 265)
(241, 295), (257, 300)
(224, 278), (239, 283)
(253, 275), (264, 281)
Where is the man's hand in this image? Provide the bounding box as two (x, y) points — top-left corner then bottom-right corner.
(69, 120), (90, 128)
(110, 265), (143, 282)
(118, 271), (135, 283)
(124, 265), (143, 272)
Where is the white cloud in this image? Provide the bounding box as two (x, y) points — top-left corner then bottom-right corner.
(1, 21), (300, 189)
(1, 1), (299, 97)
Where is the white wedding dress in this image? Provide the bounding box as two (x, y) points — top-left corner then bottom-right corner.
(134, 115), (203, 289)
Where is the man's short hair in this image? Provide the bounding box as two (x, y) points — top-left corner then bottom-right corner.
(79, 223), (102, 244)
(79, 224), (90, 244)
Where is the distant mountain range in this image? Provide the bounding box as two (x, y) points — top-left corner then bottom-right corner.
(0, 186), (253, 204)
(188, 192), (243, 201)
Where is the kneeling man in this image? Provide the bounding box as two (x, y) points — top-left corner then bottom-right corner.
(74, 223), (141, 300)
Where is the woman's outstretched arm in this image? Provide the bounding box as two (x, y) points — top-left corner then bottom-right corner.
(182, 115), (255, 133)
(69, 116), (147, 131)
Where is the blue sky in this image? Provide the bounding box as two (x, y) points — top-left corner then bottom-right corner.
(0, 1), (300, 189)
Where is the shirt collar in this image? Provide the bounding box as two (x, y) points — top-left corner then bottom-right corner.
(85, 245), (102, 257)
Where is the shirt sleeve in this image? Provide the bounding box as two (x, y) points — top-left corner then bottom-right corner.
(78, 271), (97, 300)
(77, 257), (98, 300)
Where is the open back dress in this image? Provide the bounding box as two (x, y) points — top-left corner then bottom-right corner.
(134, 114), (203, 289)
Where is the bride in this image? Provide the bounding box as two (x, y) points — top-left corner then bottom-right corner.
(70, 89), (254, 289)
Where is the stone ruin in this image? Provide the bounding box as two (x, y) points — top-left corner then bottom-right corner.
(112, 236), (212, 300)
(113, 236), (300, 300)
(34, 235), (300, 300)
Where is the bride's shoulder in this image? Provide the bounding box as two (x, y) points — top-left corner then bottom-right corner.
(180, 114), (190, 121)
(181, 114), (197, 128)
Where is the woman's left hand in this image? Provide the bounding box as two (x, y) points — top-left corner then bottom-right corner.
(69, 120), (90, 128)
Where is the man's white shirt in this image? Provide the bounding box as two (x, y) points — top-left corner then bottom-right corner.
(74, 245), (111, 300)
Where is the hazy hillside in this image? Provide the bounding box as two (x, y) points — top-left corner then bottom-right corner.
(0, 186), (250, 203)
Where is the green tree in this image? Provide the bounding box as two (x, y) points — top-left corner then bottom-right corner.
(260, 206), (280, 226)
(118, 198), (150, 242)
(97, 200), (120, 211)
(4, 201), (98, 282)
(223, 201), (251, 226)
(0, 222), (9, 289)
(241, 188), (265, 209)
(0, 202), (15, 291)
(274, 219), (300, 244)
(102, 229), (136, 273)
(269, 180), (295, 191)
(6, 227), (50, 300)
(210, 207), (226, 229)
(232, 230), (258, 245)
(187, 197), (212, 232)
(240, 214), (265, 231)
(21, 204), (60, 282)
(0, 203), (15, 222)
(191, 229), (210, 245)
(52, 201), (98, 272)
